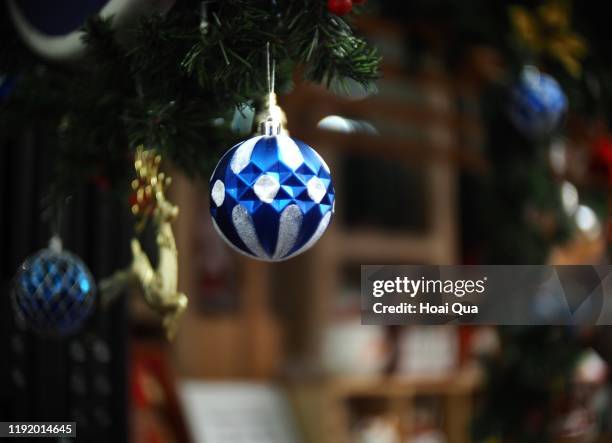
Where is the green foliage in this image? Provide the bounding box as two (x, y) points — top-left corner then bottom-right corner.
(0, 0), (380, 195)
(472, 327), (584, 443)
(460, 81), (573, 265)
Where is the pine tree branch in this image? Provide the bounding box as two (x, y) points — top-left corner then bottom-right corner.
(0, 0), (380, 193)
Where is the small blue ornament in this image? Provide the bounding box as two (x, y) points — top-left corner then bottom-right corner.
(13, 237), (96, 337)
(210, 125), (335, 261)
(508, 66), (568, 138)
(0, 74), (16, 102)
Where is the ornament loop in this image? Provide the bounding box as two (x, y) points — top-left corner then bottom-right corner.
(258, 42), (284, 135)
(49, 235), (63, 253)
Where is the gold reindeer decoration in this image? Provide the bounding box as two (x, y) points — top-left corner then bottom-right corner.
(100, 147), (188, 340)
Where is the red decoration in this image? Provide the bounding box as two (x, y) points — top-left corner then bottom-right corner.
(591, 135), (612, 185)
(328, 0), (353, 15)
(129, 173), (158, 216)
(129, 188), (155, 215)
(91, 174), (111, 191)
(129, 192), (139, 209)
(131, 343), (190, 443)
(594, 135), (612, 166)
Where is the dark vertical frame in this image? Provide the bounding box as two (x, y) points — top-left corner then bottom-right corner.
(0, 129), (131, 442)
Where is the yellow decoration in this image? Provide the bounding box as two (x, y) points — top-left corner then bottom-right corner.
(101, 147), (188, 340)
(509, 0), (587, 77)
(254, 92), (289, 135)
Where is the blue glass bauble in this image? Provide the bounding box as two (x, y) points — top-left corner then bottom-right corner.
(508, 66), (568, 138)
(210, 134), (335, 261)
(1, 75), (16, 102)
(13, 247), (96, 336)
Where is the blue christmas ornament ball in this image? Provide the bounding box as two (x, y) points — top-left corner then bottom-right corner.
(210, 134), (335, 261)
(1, 74), (16, 102)
(13, 245), (96, 336)
(508, 66), (568, 138)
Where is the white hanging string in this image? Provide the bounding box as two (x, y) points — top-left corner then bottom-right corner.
(262, 42), (281, 135)
(199, 1), (210, 33)
(266, 41), (276, 97)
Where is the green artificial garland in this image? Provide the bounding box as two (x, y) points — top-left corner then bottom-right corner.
(0, 0), (380, 193)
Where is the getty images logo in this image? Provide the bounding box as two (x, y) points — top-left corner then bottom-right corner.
(371, 276), (487, 298)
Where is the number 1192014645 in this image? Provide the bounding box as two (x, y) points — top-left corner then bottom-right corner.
(0, 422), (75, 438)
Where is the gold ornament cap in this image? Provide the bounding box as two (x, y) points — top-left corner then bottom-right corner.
(258, 92), (288, 136)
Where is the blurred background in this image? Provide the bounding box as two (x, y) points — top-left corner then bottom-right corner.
(2, 0), (612, 442)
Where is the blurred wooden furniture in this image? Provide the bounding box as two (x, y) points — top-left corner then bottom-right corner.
(275, 15), (461, 365)
(276, 17), (476, 443)
(171, 176), (283, 379)
(290, 366), (481, 443)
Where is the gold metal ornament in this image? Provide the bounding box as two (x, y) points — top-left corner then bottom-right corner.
(254, 92), (289, 136)
(100, 147), (188, 340)
(509, 0), (587, 77)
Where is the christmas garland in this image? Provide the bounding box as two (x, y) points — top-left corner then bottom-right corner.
(0, 0), (380, 193)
